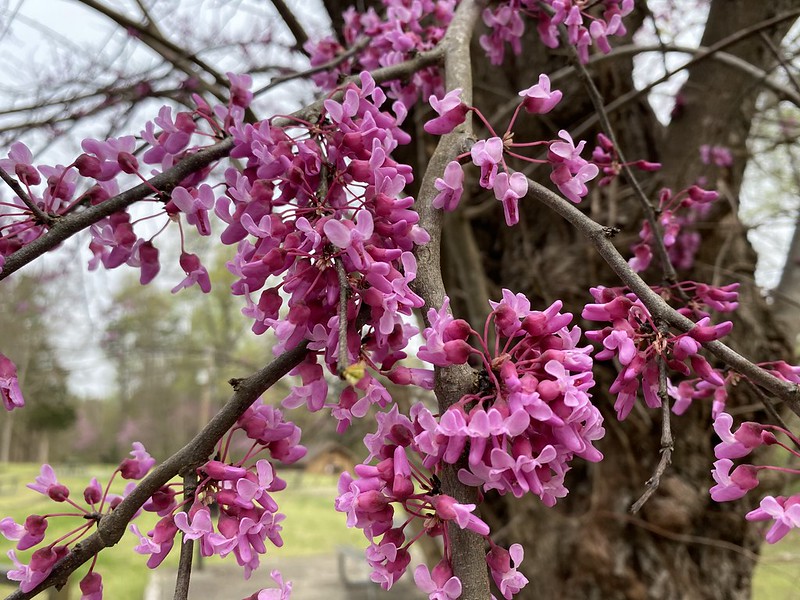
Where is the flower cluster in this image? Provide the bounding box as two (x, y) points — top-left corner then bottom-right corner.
(582, 286), (733, 420)
(1, 444), (156, 595)
(220, 71), (429, 431)
(136, 404), (305, 579)
(480, 0), (634, 64)
(336, 399), (530, 599)
(629, 184), (719, 273)
(0, 73), (253, 290)
(425, 77), (598, 224)
(709, 409), (800, 544)
(305, 0), (453, 106)
(416, 291), (605, 504)
(591, 132), (661, 187)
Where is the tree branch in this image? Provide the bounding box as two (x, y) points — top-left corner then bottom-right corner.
(269, 0), (310, 55)
(0, 166), (54, 227)
(5, 342), (309, 600)
(172, 472), (197, 600)
(410, 1), (490, 599)
(520, 173), (800, 416)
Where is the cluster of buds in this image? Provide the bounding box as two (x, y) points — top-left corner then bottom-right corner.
(136, 404), (305, 580)
(629, 184), (719, 273)
(305, 0), (453, 106)
(337, 400), (529, 599)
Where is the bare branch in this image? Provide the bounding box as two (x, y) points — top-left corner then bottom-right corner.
(269, 0), (310, 56)
(411, 1), (490, 598)
(172, 472), (197, 600)
(520, 173), (800, 416)
(630, 347), (674, 513)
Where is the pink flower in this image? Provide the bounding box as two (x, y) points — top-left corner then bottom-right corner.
(170, 185), (214, 236)
(413, 560), (462, 600)
(27, 465), (69, 502)
(79, 571), (103, 600)
(424, 89), (468, 135)
(746, 495), (800, 543)
(518, 75), (562, 114)
(470, 137), (504, 188)
(492, 171), (527, 226)
(119, 442), (156, 480)
(430, 495), (490, 535)
(550, 162), (598, 204)
(0, 353), (24, 410)
(172, 252), (211, 294)
(432, 161), (464, 212)
(487, 543), (528, 599)
(252, 570), (292, 599)
(709, 459), (758, 502)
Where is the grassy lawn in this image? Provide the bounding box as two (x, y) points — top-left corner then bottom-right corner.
(0, 464), (363, 600)
(3, 463), (800, 599)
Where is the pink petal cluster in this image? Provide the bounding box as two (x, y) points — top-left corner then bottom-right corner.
(583, 286), (732, 420)
(222, 72), (428, 431)
(480, 0), (634, 64)
(305, 0), (452, 107)
(417, 290), (604, 506)
(629, 185), (719, 273)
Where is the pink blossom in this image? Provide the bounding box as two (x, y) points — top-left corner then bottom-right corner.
(518, 75), (562, 114)
(414, 560), (462, 600)
(746, 495), (800, 543)
(79, 571), (103, 600)
(432, 161), (464, 211)
(424, 89), (469, 135)
(471, 137), (504, 188)
(487, 543), (529, 599)
(492, 171), (528, 226)
(119, 442), (156, 480)
(27, 465), (69, 502)
(172, 252), (211, 294)
(0, 353), (24, 410)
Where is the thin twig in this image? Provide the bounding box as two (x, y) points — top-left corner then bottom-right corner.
(0, 166), (53, 226)
(561, 31), (679, 286)
(759, 31), (800, 98)
(253, 38), (370, 98)
(269, 0), (310, 55)
(172, 471), (198, 600)
(631, 343), (674, 514)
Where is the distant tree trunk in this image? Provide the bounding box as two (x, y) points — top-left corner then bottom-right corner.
(439, 1), (799, 598)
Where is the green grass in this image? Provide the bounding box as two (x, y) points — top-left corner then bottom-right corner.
(753, 534), (800, 600)
(0, 464), (363, 600)
(7, 462), (799, 599)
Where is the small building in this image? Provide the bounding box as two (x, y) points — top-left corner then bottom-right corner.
(301, 441), (359, 475)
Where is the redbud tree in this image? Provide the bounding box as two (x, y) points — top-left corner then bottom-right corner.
(1, 1), (800, 599)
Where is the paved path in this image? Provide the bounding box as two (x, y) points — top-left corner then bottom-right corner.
(146, 551), (425, 600)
